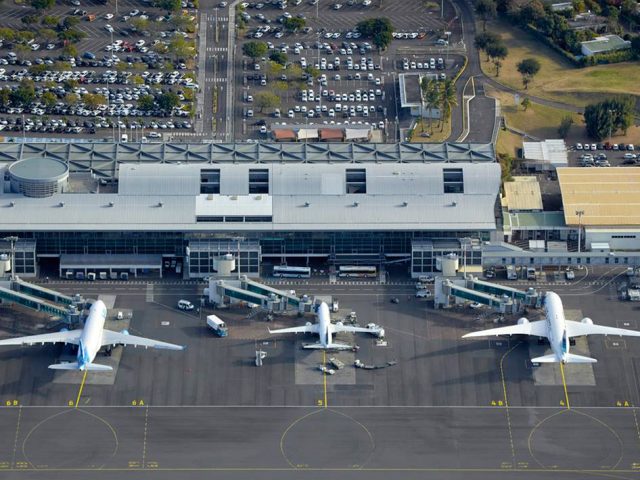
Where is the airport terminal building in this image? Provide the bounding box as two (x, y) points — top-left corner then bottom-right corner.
(0, 142), (501, 278)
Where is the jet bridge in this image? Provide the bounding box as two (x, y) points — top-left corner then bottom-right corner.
(205, 277), (311, 313)
(0, 279), (83, 323)
(240, 276), (301, 308)
(0, 285), (72, 319)
(435, 276), (541, 313)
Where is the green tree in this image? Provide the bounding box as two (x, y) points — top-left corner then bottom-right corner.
(304, 65), (320, 79)
(38, 28), (58, 44)
(41, 15), (58, 27)
(283, 17), (305, 33)
(356, 17), (394, 50)
(516, 58), (541, 89)
(132, 75), (145, 85)
(265, 60), (283, 80)
(557, 115), (574, 138)
(521, 97), (531, 111)
(21, 14), (39, 25)
(62, 44), (78, 58)
(631, 35), (640, 60)
(29, 64), (47, 75)
(439, 79), (458, 132)
(254, 91), (280, 112)
(10, 79), (36, 106)
(157, 92), (180, 111)
(584, 96), (634, 140)
(83, 93), (107, 108)
(242, 40), (268, 60)
(475, 0), (497, 31)
(41, 91), (57, 108)
(30, 0), (55, 10)
(0, 89), (10, 108)
(138, 94), (155, 111)
(64, 93), (79, 106)
(486, 40), (508, 76)
(269, 51), (287, 66)
(0, 28), (16, 42)
(130, 18), (151, 33)
(154, 0), (181, 13)
(168, 37), (195, 58)
(62, 16), (80, 30)
(473, 31), (500, 53)
(286, 64), (303, 81)
(420, 78), (440, 133)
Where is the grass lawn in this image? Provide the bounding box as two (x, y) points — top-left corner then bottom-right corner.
(480, 19), (640, 107)
(486, 85), (584, 139)
(409, 116), (451, 142)
(496, 129), (523, 157)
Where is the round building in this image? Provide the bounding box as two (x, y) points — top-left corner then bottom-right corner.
(8, 157), (69, 198)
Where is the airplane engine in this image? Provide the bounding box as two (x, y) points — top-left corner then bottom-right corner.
(120, 329), (130, 335)
(336, 322), (343, 327)
(517, 318), (529, 325)
(59, 327), (69, 333)
(581, 317), (593, 325)
(305, 322), (312, 327)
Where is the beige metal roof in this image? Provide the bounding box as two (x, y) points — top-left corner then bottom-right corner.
(558, 167), (640, 226)
(503, 176), (543, 211)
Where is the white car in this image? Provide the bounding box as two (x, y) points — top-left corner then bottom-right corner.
(30, 44), (40, 51)
(177, 299), (194, 311)
(105, 24), (114, 33)
(105, 13), (113, 19)
(565, 269), (575, 280)
(136, 40), (146, 47)
(469, 302), (483, 309)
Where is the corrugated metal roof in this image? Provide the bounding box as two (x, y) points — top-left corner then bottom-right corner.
(503, 176), (543, 211)
(523, 140), (568, 166)
(558, 167), (640, 226)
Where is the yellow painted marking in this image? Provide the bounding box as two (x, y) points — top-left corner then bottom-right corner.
(559, 362), (570, 410)
(75, 370), (88, 408)
(499, 341), (521, 467)
(322, 350), (327, 409)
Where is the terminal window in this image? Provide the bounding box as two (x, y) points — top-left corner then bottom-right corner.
(200, 169), (221, 194)
(249, 169), (269, 194)
(346, 168), (367, 194)
(443, 168), (464, 194)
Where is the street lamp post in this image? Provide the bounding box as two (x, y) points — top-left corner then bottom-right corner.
(576, 210), (584, 253)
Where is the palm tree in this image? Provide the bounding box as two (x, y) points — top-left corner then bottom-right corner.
(421, 78), (441, 133)
(439, 79), (458, 132)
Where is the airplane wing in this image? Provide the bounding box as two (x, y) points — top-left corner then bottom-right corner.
(0, 330), (82, 346)
(333, 324), (372, 334)
(101, 330), (185, 350)
(565, 320), (640, 339)
(462, 320), (548, 339)
(269, 324), (319, 335)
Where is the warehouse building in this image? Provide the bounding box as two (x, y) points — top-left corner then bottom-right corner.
(0, 142), (500, 278)
(558, 167), (640, 250)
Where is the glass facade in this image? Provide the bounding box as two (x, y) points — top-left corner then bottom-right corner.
(4, 230), (491, 276)
(0, 240), (36, 276)
(411, 241), (483, 275)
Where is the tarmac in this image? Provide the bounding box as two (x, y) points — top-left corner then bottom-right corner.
(1, 268), (640, 479)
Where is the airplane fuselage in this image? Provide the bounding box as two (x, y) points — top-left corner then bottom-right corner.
(317, 302), (332, 347)
(543, 292), (570, 363)
(77, 300), (107, 370)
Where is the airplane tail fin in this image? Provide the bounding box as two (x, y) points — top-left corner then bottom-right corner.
(563, 353), (598, 364)
(531, 354), (559, 364)
(48, 362), (113, 371)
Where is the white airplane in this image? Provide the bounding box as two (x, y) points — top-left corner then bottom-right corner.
(462, 291), (640, 364)
(268, 301), (372, 350)
(0, 299), (184, 371)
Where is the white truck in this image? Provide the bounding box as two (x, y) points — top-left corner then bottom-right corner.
(206, 315), (228, 337)
(506, 265), (517, 280)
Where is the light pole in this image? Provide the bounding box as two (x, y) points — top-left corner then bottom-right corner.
(2, 236), (18, 281)
(576, 210), (584, 253)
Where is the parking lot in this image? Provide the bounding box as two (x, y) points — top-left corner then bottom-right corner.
(568, 140), (637, 167)
(0, 0), (199, 139)
(234, 0), (460, 140)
